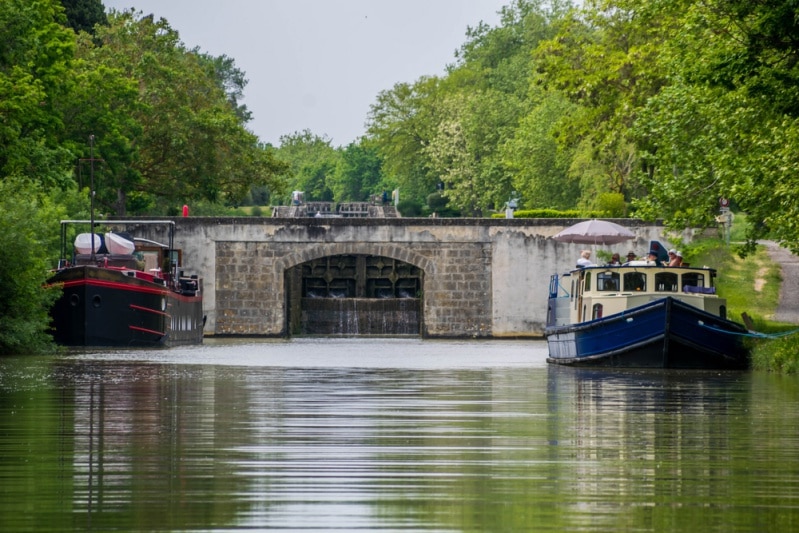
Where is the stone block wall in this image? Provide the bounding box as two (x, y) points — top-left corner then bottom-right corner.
(213, 238), (493, 337)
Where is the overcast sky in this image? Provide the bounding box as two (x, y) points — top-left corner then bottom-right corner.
(101, 1), (510, 147)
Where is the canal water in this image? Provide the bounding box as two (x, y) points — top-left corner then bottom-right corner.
(1, 338), (798, 532)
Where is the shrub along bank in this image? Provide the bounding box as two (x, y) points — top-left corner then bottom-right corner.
(685, 237), (799, 373)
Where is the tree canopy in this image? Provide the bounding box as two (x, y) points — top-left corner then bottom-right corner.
(360, 0), (799, 252)
(0, 0), (288, 353)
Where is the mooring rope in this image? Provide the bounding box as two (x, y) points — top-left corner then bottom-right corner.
(698, 321), (799, 339)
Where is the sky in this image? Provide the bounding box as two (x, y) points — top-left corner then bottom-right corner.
(101, 1), (510, 147)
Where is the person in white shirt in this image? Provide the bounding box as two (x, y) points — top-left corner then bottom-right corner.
(576, 250), (594, 268)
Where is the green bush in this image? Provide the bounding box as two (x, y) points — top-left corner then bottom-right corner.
(427, 192), (448, 211)
(397, 199), (424, 217)
(491, 209), (612, 219)
(0, 179), (67, 355)
(752, 333), (799, 373)
(596, 192), (627, 218)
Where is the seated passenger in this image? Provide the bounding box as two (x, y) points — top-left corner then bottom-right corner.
(608, 253), (621, 266)
(667, 249), (681, 267)
(576, 250), (595, 268)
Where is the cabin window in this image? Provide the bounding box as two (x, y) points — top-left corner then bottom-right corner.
(597, 272), (620, 291)
(682, 272), (705, 288)
(583, 271), (591, 291)
(623, 272), (647, 292)
(655, 272), (679, 292)
(592, 303), (603, 319)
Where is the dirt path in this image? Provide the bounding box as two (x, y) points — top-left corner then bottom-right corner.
(762, 241), (799, 324)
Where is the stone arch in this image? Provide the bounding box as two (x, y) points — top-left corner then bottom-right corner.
(279, 243), (429, 336)
(275, 242), (436, 276)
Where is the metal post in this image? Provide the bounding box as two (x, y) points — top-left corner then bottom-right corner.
(89, 135), (96, 261)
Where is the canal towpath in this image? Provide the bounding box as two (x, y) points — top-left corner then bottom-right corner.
(763, 241), (799, 324)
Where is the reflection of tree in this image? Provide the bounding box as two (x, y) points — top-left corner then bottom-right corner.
(0, 373), (75, 530)
(544, 366), (799, 530)
(67, 362), (255, 529)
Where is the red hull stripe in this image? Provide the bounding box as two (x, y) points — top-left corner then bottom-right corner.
(55, 277), (201, 302)
(129, 304), (169, 317)
(129, 325), (166, 336)
(60, 278), (167, 296)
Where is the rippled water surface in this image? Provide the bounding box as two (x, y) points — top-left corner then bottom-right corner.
(1, 338), (798, 532)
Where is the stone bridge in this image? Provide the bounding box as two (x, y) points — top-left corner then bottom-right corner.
(146, 217), (665, 338)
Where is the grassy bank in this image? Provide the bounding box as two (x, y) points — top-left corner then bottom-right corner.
(685, 233), (799, 373)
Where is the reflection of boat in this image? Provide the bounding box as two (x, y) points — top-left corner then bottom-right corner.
(545, 242), (749, 369)
(48, 220), (205, 347)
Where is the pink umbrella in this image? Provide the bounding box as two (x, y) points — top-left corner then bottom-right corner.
(552, 219), (635, 245)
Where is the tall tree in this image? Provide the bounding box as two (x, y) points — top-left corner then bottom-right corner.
(0, 0), (77, 186)
(367, 0), (567, 213)
(330, 140), (383, 202)
(0, 179), (77, 354)
(275, 130), (339, 202)
(366, 78), (443, 204)
(60, 0), (107, 34)
(629, 0), (799, 252)
(534, 0), (679, 209)
(502, 90), (579, 209)
(77, 10), (286, 214)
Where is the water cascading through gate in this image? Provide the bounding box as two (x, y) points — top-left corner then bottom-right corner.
(286, 254), (422, 335)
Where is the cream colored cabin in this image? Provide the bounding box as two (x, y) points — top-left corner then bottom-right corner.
(550, 264), (729, 327)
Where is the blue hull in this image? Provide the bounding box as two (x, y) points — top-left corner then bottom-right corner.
(546, 297), (749, 369)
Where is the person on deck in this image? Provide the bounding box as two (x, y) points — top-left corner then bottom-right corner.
(576, 250), (595, 268)
(608, 253), (621, 266)
(667, 249), (681, 267)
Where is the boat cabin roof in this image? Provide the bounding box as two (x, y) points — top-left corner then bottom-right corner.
(555, 263), (719, 299)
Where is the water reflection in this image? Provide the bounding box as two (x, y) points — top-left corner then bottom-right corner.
(546, 366), (799, 532)
(0, 340), (798, 531)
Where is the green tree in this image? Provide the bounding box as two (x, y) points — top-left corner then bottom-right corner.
(367, 0), (567, 213)
(79, 10), (287, 215)
(423, 91), (487, 215)
(0, 0), (77, 187)
(60, 0), (107, 34)
(0, 179), (79, 354)
(502, 90), (578, 209)
(276, 130), (340, 202)
(366, 78), (443, 204)
(201, 52), (252, 123)
(534, 0), (678, 208)
(331, 140), (382, 202)
(620, 0), (799, 252)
